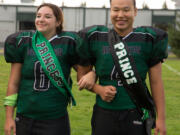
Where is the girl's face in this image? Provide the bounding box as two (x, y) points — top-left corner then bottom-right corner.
(35, 6), (60, 39)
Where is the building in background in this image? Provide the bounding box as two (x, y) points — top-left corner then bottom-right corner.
(21, 0), (34, 2)
(0, 3), (180, 45)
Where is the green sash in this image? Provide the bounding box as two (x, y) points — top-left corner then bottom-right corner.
(32, 31), (76, 106)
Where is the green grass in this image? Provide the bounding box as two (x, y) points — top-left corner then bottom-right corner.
(162, 57), (180, 135)
(0, 55), (180, 135)
(0, 56), (10, 134)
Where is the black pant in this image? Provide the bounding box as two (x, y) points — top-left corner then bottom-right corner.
(15, 113), (70, 135)
(91, 104), (147, 135)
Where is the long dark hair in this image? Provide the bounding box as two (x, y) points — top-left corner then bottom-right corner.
(37, 3), (64, 34)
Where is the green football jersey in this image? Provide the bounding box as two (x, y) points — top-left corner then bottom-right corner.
(4, 31), (80, 119)
(78, 25), (168, 110)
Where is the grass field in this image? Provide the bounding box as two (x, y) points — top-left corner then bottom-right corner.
(0, 55), (180, 135)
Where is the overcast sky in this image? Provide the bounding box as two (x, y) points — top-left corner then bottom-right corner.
(1, 0), (176, 9)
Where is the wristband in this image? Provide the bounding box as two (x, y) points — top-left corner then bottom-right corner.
(4, 93), (18, 107)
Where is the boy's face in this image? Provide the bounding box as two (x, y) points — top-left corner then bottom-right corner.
(110, 0), (137, 36)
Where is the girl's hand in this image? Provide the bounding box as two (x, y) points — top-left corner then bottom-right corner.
(78, 70), (96, 90)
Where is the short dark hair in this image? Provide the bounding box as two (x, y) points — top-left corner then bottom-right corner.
(110, 0), (136, 8)
(37, 3), (64, 34)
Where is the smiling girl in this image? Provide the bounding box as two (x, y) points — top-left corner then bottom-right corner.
(3, 3), (94, 135)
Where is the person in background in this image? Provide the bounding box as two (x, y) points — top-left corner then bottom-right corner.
(4, 3), (95, 135)
(77, 0), (167, 134)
